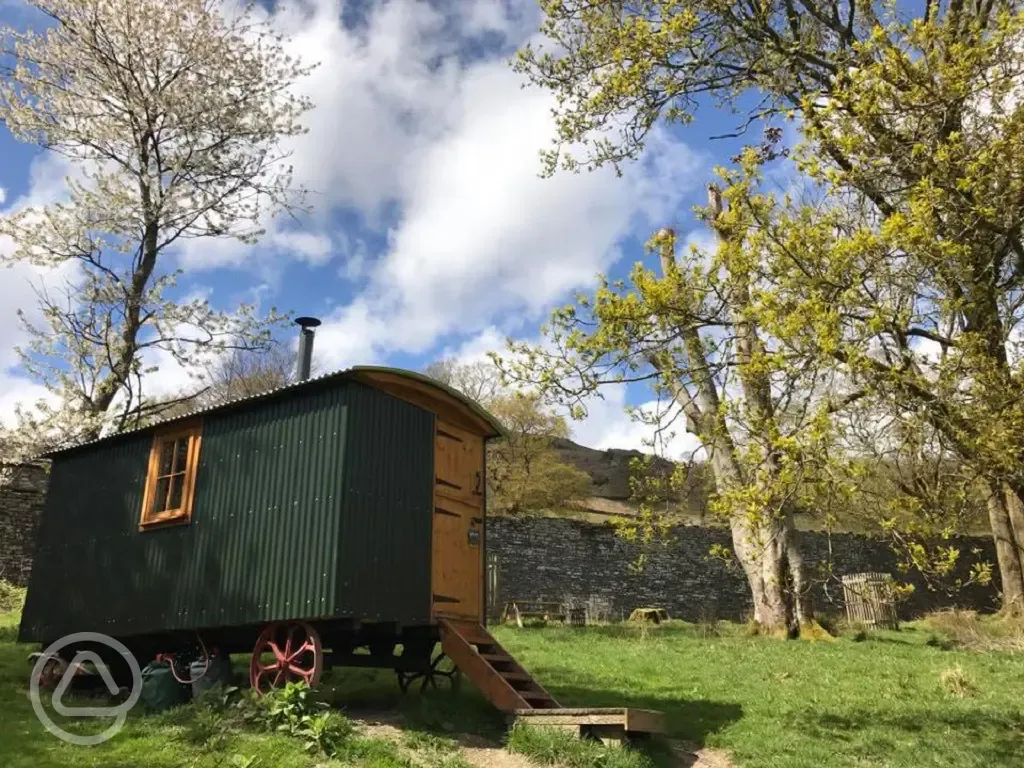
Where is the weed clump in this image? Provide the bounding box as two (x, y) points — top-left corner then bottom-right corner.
(925, 634), (955, 650)
(924, 610), (1024, 652)
(0, 580), (25, 613)
(940, 665), (978, 698)
(697, 606), (721, 638)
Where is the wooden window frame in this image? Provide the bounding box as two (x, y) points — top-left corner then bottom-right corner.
(139, 421), (203, 530)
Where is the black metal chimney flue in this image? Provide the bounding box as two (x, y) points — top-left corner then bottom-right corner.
(294, 316), (321, 382)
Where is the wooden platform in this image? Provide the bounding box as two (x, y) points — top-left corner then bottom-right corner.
(513, 707), (666, 745)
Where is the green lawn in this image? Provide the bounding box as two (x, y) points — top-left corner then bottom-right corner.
(2, 607), (1023, 768)
(0, 608), (490, 768)
(0, 612), (330, 768)
(493, 622), (1024, 768)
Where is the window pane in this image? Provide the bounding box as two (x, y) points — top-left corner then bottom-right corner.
(173, 438), (190, 473)
(167, 475), (184, 510)
(154, 476), (171, 512)
(157, 440), (176, 476)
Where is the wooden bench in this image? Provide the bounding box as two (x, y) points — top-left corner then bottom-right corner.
(501, 600), (566, 624)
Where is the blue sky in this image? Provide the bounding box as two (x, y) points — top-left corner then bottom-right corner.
(0, 0), (757, 456)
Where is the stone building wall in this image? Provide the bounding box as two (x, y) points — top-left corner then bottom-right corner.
(486, 517), (999, 622)
(0, 462), (48, 586)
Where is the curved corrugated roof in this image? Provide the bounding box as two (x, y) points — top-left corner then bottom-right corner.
(43, 365), (506, 457)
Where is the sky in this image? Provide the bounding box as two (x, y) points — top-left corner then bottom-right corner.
(0, 0), (758, 460)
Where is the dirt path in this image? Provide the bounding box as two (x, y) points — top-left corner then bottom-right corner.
(352, 713), (735, 768)
(669, 740), (736, 768)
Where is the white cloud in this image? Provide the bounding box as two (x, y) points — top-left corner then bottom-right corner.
(567, 386), (702, 458)
(0, 153), (83, 417)
(181, 0), (702, 356)
(309, 298), (389, 371)
(682, 229), (718, 258)
(336, 232), (371, 282)
(323, 62), (701, 359)
(0, 0), (705, 440)
(0, 373), (51, 428)
(177, 0), (536, 271)
(440, 326), (510, 366)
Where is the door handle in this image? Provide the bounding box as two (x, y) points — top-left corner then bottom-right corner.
(473, 471), (482, 495)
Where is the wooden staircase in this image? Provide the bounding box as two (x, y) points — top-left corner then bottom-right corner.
(439, 618), (560, 712)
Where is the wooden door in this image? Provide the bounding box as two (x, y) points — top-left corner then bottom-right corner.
(431, 420), (484, 620)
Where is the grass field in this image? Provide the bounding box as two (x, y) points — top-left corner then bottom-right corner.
(2, 607), (1023, 768)
(495, 622), (1024, 768)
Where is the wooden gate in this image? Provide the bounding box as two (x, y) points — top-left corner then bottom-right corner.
(431, 420), (484, 620)
(842, 572), (899, 630)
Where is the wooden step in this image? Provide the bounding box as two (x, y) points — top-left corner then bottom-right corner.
(480, 653), (515, 666)
(439, 618), (560, 713)
(507, 678), (544, 692)
(500, 671), (534, 682)
(514, 707), (667, 742)
(446, 622), (492, 644)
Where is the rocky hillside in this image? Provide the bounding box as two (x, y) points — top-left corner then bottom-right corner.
(548, 437), (711, 522)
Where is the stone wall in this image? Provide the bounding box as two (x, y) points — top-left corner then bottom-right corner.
(1, 463), (1000, 618)
(0, 462), (48, 586)
(487, 517), (999, 622)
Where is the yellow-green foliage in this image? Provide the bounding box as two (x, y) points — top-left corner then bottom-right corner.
(486, 392), (592, 514)
(515, 0), (1024, 605)
(424, 358), (592, 515)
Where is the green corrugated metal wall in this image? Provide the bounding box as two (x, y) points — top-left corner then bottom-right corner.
(335, 383), (434, 623)
(20, 380), (435, 642)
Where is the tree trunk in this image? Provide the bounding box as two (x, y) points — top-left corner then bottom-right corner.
(730, 515), (795, 636)
(1001, 483), (1024, 558)
(966, 298), (1024, 615)
(987, 484), (1024, 616)
(784, 516), (815, 627)
(727, 505), (823, 637)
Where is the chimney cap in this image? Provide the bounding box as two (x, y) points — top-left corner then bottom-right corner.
(295, 316), (322, 329)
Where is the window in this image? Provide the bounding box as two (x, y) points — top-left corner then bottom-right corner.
(140, 423), (202, 529)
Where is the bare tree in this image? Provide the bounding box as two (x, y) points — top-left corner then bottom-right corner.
(195, 344), (303, 407)
(147, 343), (307, 423)
(424, 358), (504, 405)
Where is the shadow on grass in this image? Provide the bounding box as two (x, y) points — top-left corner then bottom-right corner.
(544, 683), (743, 747)
(316, 661), (742, 743)
(316, 666), (508, 739)
(311, 659), (742, 767)
(803, 708), (1024, 764)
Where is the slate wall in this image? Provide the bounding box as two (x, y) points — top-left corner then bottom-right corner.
(487, 517), (1000, 622)
(0, 463), (48, 587)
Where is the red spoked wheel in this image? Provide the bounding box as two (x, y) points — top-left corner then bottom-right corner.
(37, 655), (68, 691)
(249, 621), (323, 695)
